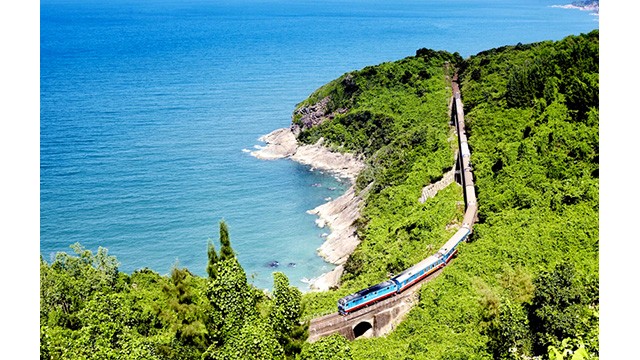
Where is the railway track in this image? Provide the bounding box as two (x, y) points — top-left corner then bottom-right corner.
(308, 265), (446, 341)
(308, 73), (477, 341)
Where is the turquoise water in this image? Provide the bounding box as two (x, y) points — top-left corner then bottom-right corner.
(40, 0), (597, 290)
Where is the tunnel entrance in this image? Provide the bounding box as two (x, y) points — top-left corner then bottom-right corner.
(353, 321), (373, 339)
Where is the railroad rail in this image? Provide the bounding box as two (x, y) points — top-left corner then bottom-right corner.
(308, 74), (477, 341)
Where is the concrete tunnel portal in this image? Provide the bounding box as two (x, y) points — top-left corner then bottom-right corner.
(353, 320), (374, 339)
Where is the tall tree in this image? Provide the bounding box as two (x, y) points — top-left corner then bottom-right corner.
(528, 262), (591, 355)
(219, 221), (234, 261)
(207, 257), (255, 338)
(207, 239), (218, 279)
(162, 267), (207, 354)
(484, 298), (532, 360)
(269, 272), (306, 356)
(204, 222), (261, 355)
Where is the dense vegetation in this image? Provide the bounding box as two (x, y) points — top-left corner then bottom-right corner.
(40, 30), (598, 359)
(297, 30), (599, 359)
(40, 221), (308, 359)
(295, 49), (470, 319)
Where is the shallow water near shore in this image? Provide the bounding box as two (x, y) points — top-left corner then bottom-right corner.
(40, 0), (597, 290)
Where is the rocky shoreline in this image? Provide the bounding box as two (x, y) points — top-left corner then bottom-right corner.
(251, 127), (366, 291)
(551, 1), (599, 15)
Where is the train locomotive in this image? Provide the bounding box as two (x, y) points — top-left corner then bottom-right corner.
(338, 89), (476, 316)
(337, 227), (470, 315)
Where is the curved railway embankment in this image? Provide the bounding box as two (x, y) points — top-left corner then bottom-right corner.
(308, 74), (477, 342)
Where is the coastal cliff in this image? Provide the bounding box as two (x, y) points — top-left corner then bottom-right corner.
(252, 49), (463, 291)
(251, 127), (366, 291)
(252, 127), (364, 182)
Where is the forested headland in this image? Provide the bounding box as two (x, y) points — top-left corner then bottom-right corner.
(40, 30), (599, 359)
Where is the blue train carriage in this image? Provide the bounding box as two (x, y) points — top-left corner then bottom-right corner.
(436, 227), (471, 264)
(391, 254), (443, 293)
(338, 280), (398, 315)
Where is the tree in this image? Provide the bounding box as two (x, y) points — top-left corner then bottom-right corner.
(40, 244), (121, 330)
(204, 223), (256, 352)
(484, 298), (532, 360)
(202, 320), (283, 360)
(269, 272), (306, 356)
(528, 262), (587, 355)
(207, 239), (218, 279)
(219, 221), (234, 261)
(206, 257), (255, 340)
(162, 267), (207, 353)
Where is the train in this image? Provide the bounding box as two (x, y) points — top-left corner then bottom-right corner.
(338, 88), (477, 316)
(337, 227), (470, 315)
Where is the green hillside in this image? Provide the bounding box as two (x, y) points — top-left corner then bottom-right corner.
(298, 50), (467, 316)
(301, 31), (599, 359)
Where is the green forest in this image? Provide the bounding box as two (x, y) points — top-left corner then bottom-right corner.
(40, 222), (309, 359)
(40, 30), (599, 359)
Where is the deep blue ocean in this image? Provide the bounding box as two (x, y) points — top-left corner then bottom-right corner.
(40, 0), (597, 290)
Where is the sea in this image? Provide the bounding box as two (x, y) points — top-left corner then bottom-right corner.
(40, 0), (598, 290)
